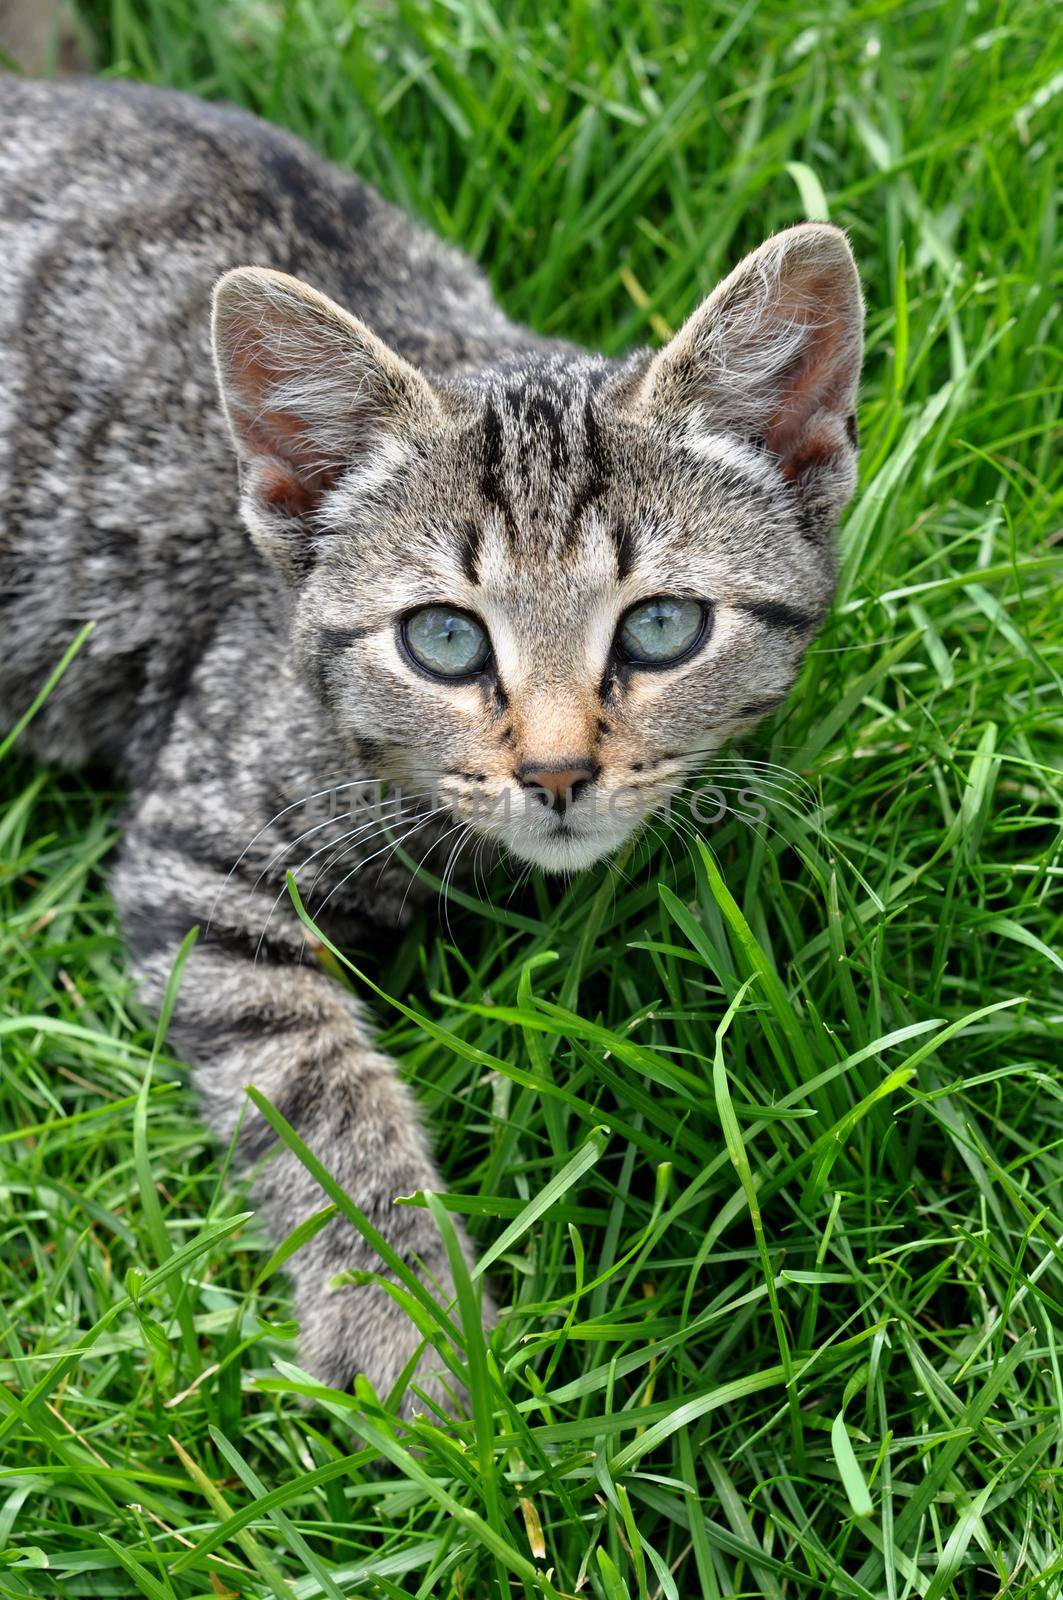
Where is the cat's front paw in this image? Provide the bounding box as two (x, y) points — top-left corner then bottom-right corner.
(295, 1250), (495, 1415)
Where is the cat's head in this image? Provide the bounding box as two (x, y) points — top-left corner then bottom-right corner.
(212, 224), (863, 872)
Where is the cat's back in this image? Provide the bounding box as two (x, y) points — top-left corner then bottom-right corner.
(0, 78), (516, 771)
(0, 77), (504, 356)
(0, 77), (380, 452)
(0, 79), (309, 768)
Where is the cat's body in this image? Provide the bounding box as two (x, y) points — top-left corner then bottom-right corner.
(0, 78), (540, 775)
(0, 78), (863, 1404)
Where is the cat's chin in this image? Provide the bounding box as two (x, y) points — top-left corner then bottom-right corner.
(500, 822), (632, 875)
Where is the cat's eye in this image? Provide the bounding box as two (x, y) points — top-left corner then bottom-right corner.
(402, 604), (491, 679)
(617, 596), (709, 667)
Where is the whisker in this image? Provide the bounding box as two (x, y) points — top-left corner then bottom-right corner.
(438, 823), (474, 943)
(673, 771), (821, 820)
(255, 804), (447, 969)
(669, 793), (797, 859)
(311, 807), (452, 923)
(370, 809), (446, 892)
(700, 761), (820, 805)
(646, 818), (698, 881)
(299, 793), (435, 905)
(471, 837), (485, 902)
(606, 849), (633, 892)
(668, 782), (883, 906)
(246, 790), (429, 905)
(668, 780), (823, 831)
(290, 805), (456, 967)
(661, 748), (816, 782)
(670, 754), (820, 807)
(504, 855), (535, 904)
(283, 803), (415, 913)
(207, 770), (389, 933)
(394, 815), (457, 922)
(645, 814), (679, 883)
(470, 832), (496, 907)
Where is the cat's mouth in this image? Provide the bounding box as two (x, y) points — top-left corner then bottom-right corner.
(486, 787), (650, 874)
(390, 771), (659, 874)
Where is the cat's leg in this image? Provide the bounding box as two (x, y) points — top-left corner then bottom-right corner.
(111, 760), (478, 1410)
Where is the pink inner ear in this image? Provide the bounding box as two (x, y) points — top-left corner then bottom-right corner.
(255, 457), (320, 519)
(775, 414), (850, 483)
(221, 315), (338, 489)
(757, 262), (859, 473)
(236, 397), (337, 489)
(762, 348), (847, 474)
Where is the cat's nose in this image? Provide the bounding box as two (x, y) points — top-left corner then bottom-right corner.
(516, 761), (598, 812)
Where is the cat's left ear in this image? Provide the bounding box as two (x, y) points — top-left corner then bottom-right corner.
(212, 267), (439, 576)
(633, 223), (864, 526)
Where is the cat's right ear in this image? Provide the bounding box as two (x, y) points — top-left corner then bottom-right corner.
(212, 267), (439, 577)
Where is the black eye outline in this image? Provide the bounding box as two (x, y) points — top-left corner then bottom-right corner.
(399, 603), (493, 682)
(614, 595), (712, 670)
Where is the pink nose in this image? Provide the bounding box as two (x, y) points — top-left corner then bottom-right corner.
(517, 763), (597, 803)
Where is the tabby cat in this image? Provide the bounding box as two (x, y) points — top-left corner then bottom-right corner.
(0, 78), (863, 1407)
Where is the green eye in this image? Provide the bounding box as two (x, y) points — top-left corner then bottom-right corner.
(403, 605), (491, 679)
(618, 596), (708, 666)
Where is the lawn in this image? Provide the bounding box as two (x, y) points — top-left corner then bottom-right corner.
(2, 0), (1062, 1594)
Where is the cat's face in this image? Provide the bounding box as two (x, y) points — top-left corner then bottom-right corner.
(213, 225), (863, 871)
(285, 368), (836, 872)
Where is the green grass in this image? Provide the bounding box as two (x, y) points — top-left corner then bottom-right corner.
(2, 0), (1062, 1593)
